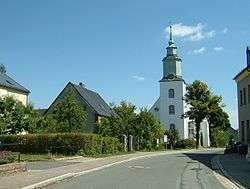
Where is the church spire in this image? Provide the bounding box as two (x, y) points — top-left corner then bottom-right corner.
(169, 24), (174, 46)
(161, 22), (182, 80)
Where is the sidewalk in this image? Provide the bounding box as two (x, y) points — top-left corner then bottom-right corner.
(0, 150), (192, 189)
(219, 153), (250, 188)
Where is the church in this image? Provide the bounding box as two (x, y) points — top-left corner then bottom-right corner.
(150, 25), (210, 147)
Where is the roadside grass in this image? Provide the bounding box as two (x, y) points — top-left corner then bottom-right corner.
(81, 151), (134, 158)
(19, 154), (69, 162)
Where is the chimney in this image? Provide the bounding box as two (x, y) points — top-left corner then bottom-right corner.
(247, 46), (250, 67)
(79, 82), (85, 88)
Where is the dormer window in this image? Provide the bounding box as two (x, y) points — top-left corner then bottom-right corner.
(169, 89), (175, 98)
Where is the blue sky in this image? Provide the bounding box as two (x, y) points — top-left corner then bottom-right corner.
(0, 0), (250, 128)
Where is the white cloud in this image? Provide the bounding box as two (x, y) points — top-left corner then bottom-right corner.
(193, 47), (206, 54)
(222, 28), (228, 34)
(165, 23), (215, 41)
(132, 75), (145, 81)
(214, 46), (224, 51)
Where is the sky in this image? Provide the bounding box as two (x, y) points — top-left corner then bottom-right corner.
(0, 0), (250, 129)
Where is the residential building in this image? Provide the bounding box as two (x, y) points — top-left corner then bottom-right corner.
(0, 64), (30, 106)
(234, 46), (250, 144)
(150, 25), (210, 147)
(44, 82), (113, 132)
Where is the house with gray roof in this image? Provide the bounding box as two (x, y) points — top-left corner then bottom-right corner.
(44, 82), (113, 132)
(0, 64), (30, 106)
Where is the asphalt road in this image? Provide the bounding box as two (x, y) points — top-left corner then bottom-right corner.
(46, 150), (225, 189)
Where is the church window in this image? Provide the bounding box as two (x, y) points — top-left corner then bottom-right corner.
(188, 122), (195, 139)
(170, 123), (175, 130)
(169, 105), (175, 115)
(169, 89), (175, 98)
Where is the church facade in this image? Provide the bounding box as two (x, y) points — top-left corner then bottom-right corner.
(150, 25), (210, 147)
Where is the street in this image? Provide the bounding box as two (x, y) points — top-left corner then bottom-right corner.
(46, 150), (225, 189)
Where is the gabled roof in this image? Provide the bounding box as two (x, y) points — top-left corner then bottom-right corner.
(72, 83), (113, 117)
(0, 72), (30, 94)
(233, 66), (250, 81)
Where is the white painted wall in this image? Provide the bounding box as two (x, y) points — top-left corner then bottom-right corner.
(158, 80), (188, 139)
(0, 87), (28, 106)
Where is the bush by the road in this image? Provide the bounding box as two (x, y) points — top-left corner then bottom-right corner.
(176, 139), (196, 149)
(0, 133), (122, 156)
(211, 129), (229, 147)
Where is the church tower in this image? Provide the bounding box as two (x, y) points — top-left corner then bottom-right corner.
(151, 24), (189, 139)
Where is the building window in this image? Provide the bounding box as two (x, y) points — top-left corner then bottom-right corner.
(247, 120), (250, 142)
(248, 85), (250, 103)
(243, 88), (247, 105)
(188, 122), (195, 139)
(169, 89), (175, 98)
(241, 121), (245, 142)
(169, 105), (175, 115)
(240, 90), (243, 105)
(170, 123), (175, 130)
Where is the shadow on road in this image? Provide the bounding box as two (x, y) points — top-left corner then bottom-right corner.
(182, 152), (218, 170)
(180, 151), (250, 189)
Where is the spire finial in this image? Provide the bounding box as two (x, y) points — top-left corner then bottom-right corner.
(169, 22), (174, 45)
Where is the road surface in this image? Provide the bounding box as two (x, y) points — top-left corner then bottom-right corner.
(46, 150), (225, 189)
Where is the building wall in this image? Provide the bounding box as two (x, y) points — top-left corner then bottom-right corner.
(158, 80), (188, 139)
(0, 87), (28, 106)
(187, 120), (210, 147)
(237, 74), (250, 144)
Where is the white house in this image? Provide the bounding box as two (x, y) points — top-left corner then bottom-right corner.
(0, 64), (30, 106)
(234, 46), (250, 144)
(150, 25), (210, 147)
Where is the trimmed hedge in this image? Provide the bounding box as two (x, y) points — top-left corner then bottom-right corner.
(0, 133), (122, 155)
(176, 139), (196, 149)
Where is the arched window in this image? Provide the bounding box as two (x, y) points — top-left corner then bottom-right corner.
(170, 123), (175, 130)
(169, 105), (175, 115)
(169, 89), (175, 98)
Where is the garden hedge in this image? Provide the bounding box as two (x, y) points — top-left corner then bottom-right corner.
(0, 133), (122, 155)
(176, 139), (196, 149)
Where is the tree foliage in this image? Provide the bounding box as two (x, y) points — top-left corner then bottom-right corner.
(0, 96), (37, 134)
(166, 127), (180, 149)
(95, 101), (164, 150)
(184, 80), (231, 148)
(184, 80), (210, 148)
(48, 89), (87, 132)
(211, 128), (229, 147)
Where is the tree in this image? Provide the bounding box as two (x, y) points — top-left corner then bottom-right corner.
(184, 80), (210, 149)
(206, 95), (231, 146)
(95, 101), (137, 138)
(95, 102), (164, 150)
(135, 108), (164, 150)
(211, 128), (229, 147)
(0, 96), (37, 134)
(50, 89), (86, 132)
(166, 127), (180, 149)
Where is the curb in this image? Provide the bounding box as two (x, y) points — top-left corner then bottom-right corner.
(211, 155), (246, 189)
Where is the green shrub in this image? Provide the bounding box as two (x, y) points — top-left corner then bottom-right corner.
(0, 133), (121, 156)
(211, 129), (229, 147)
(176, 139), (196, 149)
